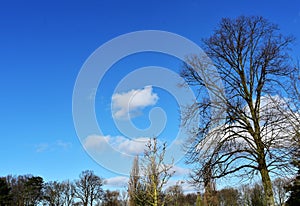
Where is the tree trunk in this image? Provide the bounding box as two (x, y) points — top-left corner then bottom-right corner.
(260, 162), (275, 206)
(153, 187), (158, 206)
(153, 180), (158, 206)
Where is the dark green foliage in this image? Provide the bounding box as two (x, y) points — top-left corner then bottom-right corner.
(250, 183), (266, 206)
(24, 176), (44, 206)
(0, 178), (11, 206)
(286, 160), (300, 206)
(5, 175), (43, 206)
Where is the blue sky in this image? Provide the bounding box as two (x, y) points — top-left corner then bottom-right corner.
(1, 0), (300, 191)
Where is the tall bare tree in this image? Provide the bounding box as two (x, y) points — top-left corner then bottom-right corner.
(181, 16), (296, 206)
(74, 170), (103, 206)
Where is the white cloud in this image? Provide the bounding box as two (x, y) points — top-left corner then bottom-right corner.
(115, 137), (149, 155)
(83, 135), (149, 155)
(104, 176), (129, 188)
(83, 135), (110, 151)
(112, 85), (158, 120)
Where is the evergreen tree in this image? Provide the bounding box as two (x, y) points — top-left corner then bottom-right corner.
(0, 178), (11, 206)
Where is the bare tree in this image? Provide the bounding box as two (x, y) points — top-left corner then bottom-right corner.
(74, 170), (103, 206)
(140, 137), (174, 206)
(217, 187), (240, 206)
(62, 180), (75, 206)
(44, 181), (64, 206)
(164, 184), (185, 206)
(102, 190), (121, 206)
(181, 16), (296, 206)
(239, 183), (253, 206)
(272, 178), (289, 206)
(43, 180), (75, 206)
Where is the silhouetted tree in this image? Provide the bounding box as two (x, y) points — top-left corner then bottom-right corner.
(250, 183), (266, 206)
(0, 177), (11, 206)
(272, 178), (289, 206)
(164, 184), (185, 206)
(286, 162), (300, 206)
(24, 176), (44, 206)
(102, 190), (120, 206)
(74, 170), (103, 206)
(6, 175), (43, 206)
(43, 180), (75, 206)
(217, 187), (239, 206)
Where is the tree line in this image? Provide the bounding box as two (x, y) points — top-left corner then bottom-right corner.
(1, 138), (299, 206)
(0, 137), (299, 206)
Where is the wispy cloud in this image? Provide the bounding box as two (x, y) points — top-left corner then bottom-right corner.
(35, 143), (49, 153)
(112, 85), (158, 120)
(35, 140), (72, 152)
(83, 135), (149, 155)
(56, 140), (72, 150)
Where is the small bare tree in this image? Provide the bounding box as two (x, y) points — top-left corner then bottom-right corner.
(140, 137), (174, 206)
(74, 170), (103, 206)
(272, 178), (289, 206)
(43, 180), (75, 206)
(181, 16), (296, 206)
